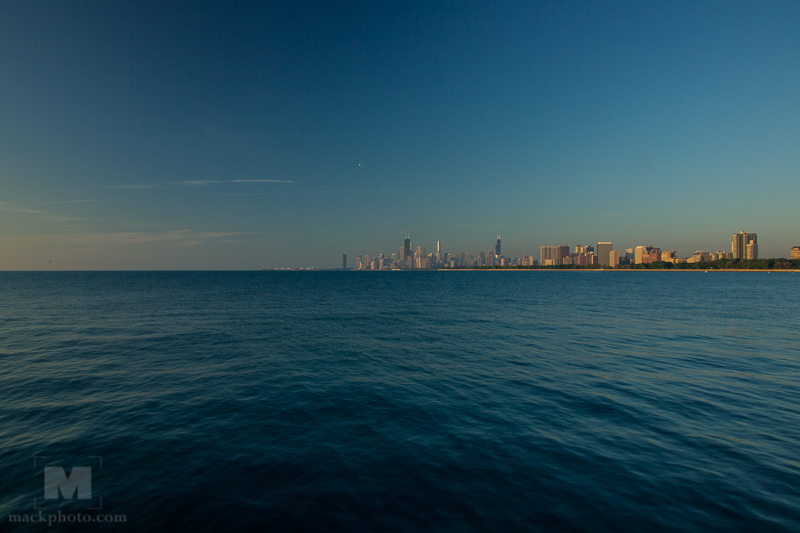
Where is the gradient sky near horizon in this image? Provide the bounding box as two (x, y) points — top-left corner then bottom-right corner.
(2, 0), (799, 269)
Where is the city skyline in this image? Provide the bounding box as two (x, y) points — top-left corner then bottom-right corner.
(341, 230), (800, 271)
(1, 2), (799, 269)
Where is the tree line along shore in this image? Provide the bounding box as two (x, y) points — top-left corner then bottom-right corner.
(463, 258), (800, 271)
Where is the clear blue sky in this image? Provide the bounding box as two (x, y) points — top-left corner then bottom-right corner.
(2, 0), (799, 269)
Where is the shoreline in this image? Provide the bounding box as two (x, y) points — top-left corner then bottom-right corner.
(435, 269), (800, 273)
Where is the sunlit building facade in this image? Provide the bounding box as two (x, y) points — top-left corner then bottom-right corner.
(732, 231), (757, 260)
(540, 246), (559, 266)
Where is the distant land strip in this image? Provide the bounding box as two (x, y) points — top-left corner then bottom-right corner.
(438, 269), (800, 273)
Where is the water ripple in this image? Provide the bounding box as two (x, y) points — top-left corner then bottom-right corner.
(1, 272), (799, 531)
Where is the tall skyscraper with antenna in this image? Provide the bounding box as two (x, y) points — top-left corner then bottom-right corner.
(495, 235), (501, 256)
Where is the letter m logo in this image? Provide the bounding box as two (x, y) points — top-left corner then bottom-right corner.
(44, 467), (92, 500)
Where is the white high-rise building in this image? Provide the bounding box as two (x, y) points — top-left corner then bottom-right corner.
(746, 242), (758, 260)
(635, 246), (646, 264)
(609, 250), (620, 267)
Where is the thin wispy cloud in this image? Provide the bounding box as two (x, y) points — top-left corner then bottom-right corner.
(1, 206), (46, 214)
(106, 184), (163, 190)
(1, 203), (104, 221)
(105, 180), (292, 190)
(168, 179), (293, 186)
(220, 188), (393, 196)
(48, 216), (101, 221)
(35, 230), (238, 247)
(231, 179), (292, 183)
(34, 199), (98, 205)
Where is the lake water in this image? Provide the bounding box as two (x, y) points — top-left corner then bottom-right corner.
(1, 271), (799, 531)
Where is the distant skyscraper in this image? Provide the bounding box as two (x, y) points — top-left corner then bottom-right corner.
(404, 235), (412, 262)
(496, 235), (501, 256)
(597, 242), (612, 266)
(791, 247), (800, 260)
(341, 254), (347, 270)
(732, 231), (757, 260)
(356, 255), (362, 270)
(540, 245), (558, 266)
(557, 245), (570, 265)
(746, 241), (758, 260)
(634, 246), (646, 264)
(609, 250), (620, 267)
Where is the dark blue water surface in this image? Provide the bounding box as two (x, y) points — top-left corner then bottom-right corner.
(1, 271), (799, 531)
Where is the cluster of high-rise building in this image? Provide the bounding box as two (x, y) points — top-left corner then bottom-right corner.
(732, 231), (759, 260)
(344, 231), (766, 270)
(539, 231), (760, 267)
(539, 244), (614, 266)
(348, 235), (527, 270)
